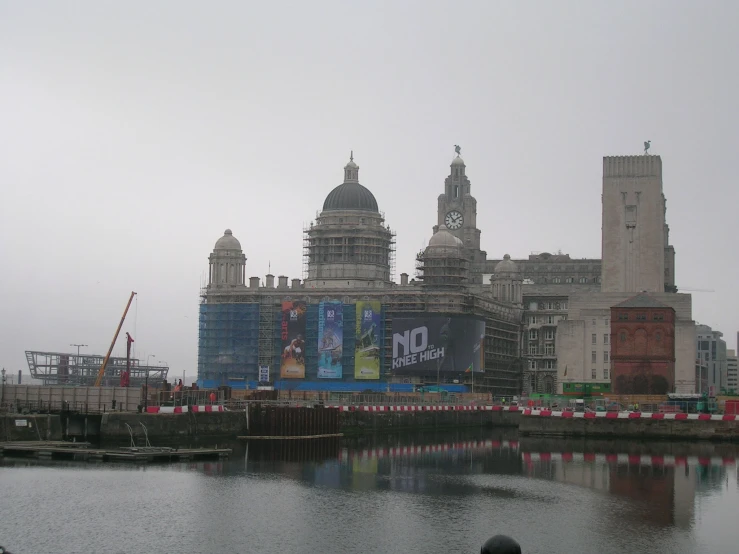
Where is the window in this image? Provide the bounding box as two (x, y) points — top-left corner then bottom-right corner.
(604, 351), (609, 362)
(592, 351), (597, 363)
(604, 334), (609, 344)
(529, 345), (538, 356)
(552, 277), (561, 284)
(618, 313), (629, 321)
(547, 315), (555, 324)
(592, 319), (596, 326)
(653, 312), (664, 321)
(592, 333), (597, 345)
(545, 344), (555, 355)
(561, 302), (568, 310)
(545, 329), (555, 340)
(620, 331), (627, 342)
(604, 368), (609, 380)
(554, 302), (561, 310)
(636, 313), (646, 321)
(544, 360), (555, 369)
(530, 316), (538, 325)
(579, 277), (588, 283)
(565, 277), (573, 284)
(655, 332), (662, 342)
(528, 359), (536, 370)
(591, 368), (597, 379)
(529, 330), (538, 341)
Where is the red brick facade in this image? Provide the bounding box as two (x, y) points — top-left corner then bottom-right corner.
(610, 295), (676, 395)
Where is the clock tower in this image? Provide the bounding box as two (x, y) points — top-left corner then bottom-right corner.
(433, 149), (486, 282)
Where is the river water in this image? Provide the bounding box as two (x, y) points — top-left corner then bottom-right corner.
(1, 431), (737, 554)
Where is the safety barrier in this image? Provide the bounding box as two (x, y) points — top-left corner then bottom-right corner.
(521, 409), (737, 421)
(144, 405), (225, 414)
(521, 452), (738, 466)
(327, 405), (521, 412)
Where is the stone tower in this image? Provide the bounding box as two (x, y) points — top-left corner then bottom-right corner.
(601, 155), (675, 293)
(491, 254), (523, 305)
(304, 154), (395, 289)
(434, 151), (487, 283)
(208, 229), (246, 287)
(416, 225), (469, 288)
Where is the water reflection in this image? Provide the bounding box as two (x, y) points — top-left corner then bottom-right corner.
(1, 432), (737, 554)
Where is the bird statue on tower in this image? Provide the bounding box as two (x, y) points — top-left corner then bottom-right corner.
(644, 140), (651, 154)
(454, 144), (461, 156)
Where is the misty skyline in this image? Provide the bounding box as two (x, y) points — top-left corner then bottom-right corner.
(1, 1), (737, 379)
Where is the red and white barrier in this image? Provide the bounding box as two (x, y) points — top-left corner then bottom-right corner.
(522, 452), (738, 467)
(521, 409), (738, 421)
(326, 405), (521, 412)
(145, 405), (225, 414)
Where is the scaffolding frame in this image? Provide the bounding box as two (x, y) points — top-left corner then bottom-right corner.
(25, 351), (168, 387)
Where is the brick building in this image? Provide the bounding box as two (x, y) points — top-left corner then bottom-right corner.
(610, 293), (676, 394)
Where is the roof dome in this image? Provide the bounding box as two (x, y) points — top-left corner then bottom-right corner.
(323, 182), (379, 212)
(451, 156), (465, 166)
(494, 254), (519, 275)
(214, 229), (242, 250)
(428, 225), (463, 248)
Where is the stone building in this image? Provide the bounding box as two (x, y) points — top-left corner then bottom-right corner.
(557, 154), (697, 394)
(727, 349), (738, 394)
(609, 293), (676, 395)
(199, 153), (523, 395)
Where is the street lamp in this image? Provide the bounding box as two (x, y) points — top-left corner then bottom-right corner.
(144, 355), (155, 411)
(70, 344), (87, 357)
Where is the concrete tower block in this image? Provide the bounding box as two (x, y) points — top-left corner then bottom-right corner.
(601, 155), (666, 293)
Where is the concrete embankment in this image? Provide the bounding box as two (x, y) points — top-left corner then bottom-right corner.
(519, 414), (739, 441)
(1, 414), (63, 442)
(99, 411), (247, 444)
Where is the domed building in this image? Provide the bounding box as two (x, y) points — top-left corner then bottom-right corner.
(304, 154), (395, 288)
(208, 229), (246, 287)
(491, 254), (522, 305)
(416, 225), (469, 288)
(199, 150), (526, 396)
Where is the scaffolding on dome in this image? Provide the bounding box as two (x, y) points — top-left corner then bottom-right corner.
(25, 351), (168, 387)
(414, 248), (469, 288)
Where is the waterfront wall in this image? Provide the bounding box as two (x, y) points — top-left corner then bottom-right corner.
(1, 385), (141, 412)
(519, 414), (739, 441)
(99, 411), (247, 443)
(1, 414), (62, 442)
(339, 408), (520, 436)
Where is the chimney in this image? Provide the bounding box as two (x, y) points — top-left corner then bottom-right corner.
(249, 276), (260, 288)
(265, 274), (275, 288)
(278, 275), (288, 288)
(291, 278), (301, 289)
(400, 272), (409, 285)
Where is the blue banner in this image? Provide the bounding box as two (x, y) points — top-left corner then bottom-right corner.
(318, 301), (343, 378)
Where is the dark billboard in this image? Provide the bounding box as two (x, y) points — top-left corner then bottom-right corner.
(391, 316), (485, 374)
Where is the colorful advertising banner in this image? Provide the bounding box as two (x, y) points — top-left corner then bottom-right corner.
(355, 301), (382, 379)
(258, 365), (270, 383)
(318, 301), (343, 379)
(391, 316), (485, 375)
(280, 301), (306, 378)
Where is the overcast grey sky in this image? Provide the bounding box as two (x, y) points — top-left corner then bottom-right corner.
(1, 0), (737, 380)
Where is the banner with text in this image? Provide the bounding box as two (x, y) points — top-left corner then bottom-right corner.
(280, 301), (307, 378)
(318, 301), (344, 378)
(391, 316), (485, 374)
(355, 301), (382, 379)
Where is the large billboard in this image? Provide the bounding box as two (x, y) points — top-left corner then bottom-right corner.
(280, 301), (307, 378)
(391, 316), (485, 374)
(318, 301), (343, 378)
(355, 301), (381, 379)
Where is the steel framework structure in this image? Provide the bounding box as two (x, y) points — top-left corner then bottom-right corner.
(25, 351), (169, 387)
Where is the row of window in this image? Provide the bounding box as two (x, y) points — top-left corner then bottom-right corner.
(592, 368), (609, 379)
(528, 344), (556, 355)
(528, 360), (556, 370)
(592, 333), (610, 345)
(529, 315), (563, 325)
(592, 351), (610, 363)
(529, 302), (568, 311)
(616, 312), (666, 321)
(529, 329), (555, 341)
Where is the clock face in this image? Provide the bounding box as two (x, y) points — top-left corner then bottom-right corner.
(445, 210), (464, 230)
